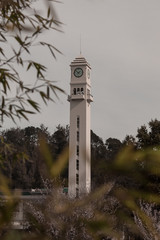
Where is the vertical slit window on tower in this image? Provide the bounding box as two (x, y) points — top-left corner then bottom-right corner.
(76, 159), (79, 170)
(76, 188), (79, 198)
(76, 145), (79, 156)
(77, 131), (79, 142)
(76, 174), (79, 185)
(77, 117), (80, 128)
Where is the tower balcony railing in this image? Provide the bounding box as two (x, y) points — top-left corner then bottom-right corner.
(87, 94), (93, 103)
(68, 93), (93, 102)
(68, 93), (85, 101)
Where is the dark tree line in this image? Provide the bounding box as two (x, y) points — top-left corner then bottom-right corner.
(1, 119), (160, 189)
(0, 119), (160, 239)
(0, 124), (123, 189)
(0, 124), (69, 189)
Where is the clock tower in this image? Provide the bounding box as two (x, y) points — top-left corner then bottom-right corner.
(68, 54), (93, 197)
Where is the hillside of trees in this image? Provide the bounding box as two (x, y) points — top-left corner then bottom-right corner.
(1, 119), (160, 190)
(1, 119), (160, 239)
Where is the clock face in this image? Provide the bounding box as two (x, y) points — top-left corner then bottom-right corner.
(74, 68), (83, 78)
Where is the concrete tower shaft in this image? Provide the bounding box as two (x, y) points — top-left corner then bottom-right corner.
(68, 55), (93, 198)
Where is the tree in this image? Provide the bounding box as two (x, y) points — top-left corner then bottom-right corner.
(137, 119), (160, 149)
(0, 126), (44, 188)
(0, 125), (70, 189)
(123, 119), (160, 150)
(91, 130), (108, 187)
(122, 134), (137, 148)
(50, 125), (69, 156)
(0, 0), (64, 124)
(105, 137), (122, 160)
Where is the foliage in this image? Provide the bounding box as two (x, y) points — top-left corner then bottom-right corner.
(1, 1), (160, 237)
(91, 131), (123, 188)
(0, 144), (158, 240)
(0, 125), (69, 189)
(124, 119), (160, 150)
(30, 146), (160, 240)
(1, 126), (118, 189)
(0, 0), (64, 124)
(136, 119), (160, 149)
(0, 121), (160, 239)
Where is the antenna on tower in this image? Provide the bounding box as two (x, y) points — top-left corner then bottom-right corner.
(80, 34), (82, 55)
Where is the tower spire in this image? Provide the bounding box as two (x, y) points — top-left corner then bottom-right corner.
(80, 34), (82, 55)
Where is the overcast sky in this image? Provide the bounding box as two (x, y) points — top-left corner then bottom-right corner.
(3, 0), (160, 141)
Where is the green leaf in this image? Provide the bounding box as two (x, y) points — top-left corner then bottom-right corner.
(27, 99), (40, 112)
(27, 62), (32, 71)
(40, 91), (47, 104)
(16, 110), (29, 120)
(0, 47), (5, 56)
(47, 86), (50, 98)
(47, 7), (51, 18)
(1, 96), (5, 109)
